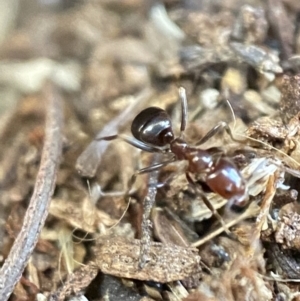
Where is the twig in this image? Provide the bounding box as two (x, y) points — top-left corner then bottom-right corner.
(138, 153), (161, 268)
(0, 82), (63, 300)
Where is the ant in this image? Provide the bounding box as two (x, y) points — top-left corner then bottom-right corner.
(97, 87), (248, 230)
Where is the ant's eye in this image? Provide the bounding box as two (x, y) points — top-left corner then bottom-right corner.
(131, 107), (174, 147)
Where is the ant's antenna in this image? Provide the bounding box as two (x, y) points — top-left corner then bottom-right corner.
(226, 99), (237, 129)
(179, 87), (188, 137)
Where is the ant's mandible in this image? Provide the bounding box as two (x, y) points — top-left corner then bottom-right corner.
(98, 88), (248, 220)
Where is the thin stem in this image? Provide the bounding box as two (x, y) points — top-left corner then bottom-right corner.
(0, 82), (63, 300)
(138, 153), (161, 268)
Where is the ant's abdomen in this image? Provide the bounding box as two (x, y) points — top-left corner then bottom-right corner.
(206, 157), (247, 206)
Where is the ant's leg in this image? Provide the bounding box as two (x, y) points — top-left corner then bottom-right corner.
(185, 172), (231, 235)
(196, 121), (246, 145)
(90, 134), (168, 198)
(95, 134), (163, 153)
(178, 87), (188, 135)
(98, 158), (176, 198)
(126, 157), (176, 191)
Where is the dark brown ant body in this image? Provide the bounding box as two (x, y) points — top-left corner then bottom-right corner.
(98, 88), (247, 219)
(131, 105), (247, 207)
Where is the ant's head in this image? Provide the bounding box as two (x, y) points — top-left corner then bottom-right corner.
(131, 107), (174, 147)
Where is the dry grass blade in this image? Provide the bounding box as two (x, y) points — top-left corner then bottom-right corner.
(0, 82), (63, 300)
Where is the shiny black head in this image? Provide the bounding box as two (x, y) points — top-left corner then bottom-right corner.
(131, 107), (174, 147)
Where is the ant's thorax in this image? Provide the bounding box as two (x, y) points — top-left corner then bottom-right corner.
(170, 138), (213, 172)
